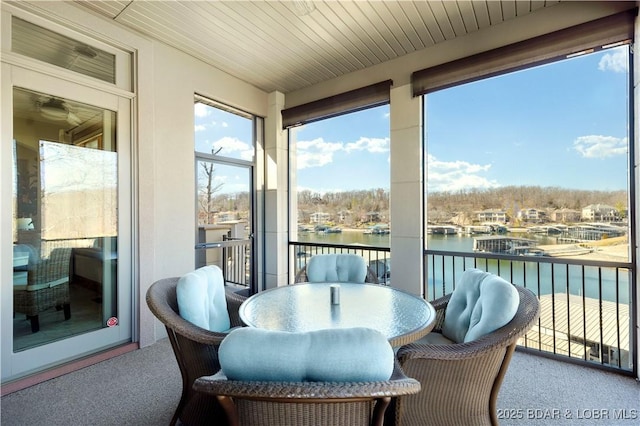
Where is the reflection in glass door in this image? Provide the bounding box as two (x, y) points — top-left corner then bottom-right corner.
(196, 161), (253, 288)
(12, 87), (119, 352)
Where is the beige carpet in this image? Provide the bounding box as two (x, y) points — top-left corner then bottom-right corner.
(1, 340), (639, 425)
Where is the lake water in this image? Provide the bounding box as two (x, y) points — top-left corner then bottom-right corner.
(297, 231), (631, 304)
(298, 230), (557, 250)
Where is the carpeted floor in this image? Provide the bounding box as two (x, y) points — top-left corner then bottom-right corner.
(1, 339), (639, 425)
(1, 339), (180, 426)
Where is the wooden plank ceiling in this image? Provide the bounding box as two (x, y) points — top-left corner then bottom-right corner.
(72, 1), (563, 94)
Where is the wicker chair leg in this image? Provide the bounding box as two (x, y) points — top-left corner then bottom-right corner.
(28, 315), (40, 333)
(372, 397), (392, 426)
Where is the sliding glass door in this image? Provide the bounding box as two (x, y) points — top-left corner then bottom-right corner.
(2, 66), (132, 382)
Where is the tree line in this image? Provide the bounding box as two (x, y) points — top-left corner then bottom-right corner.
(296, 186), (627, 226)
(427, 186), (627, 218)
(199, 185), (627, 226)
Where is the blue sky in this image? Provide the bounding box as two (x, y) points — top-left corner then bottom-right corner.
(195, 45), (629, 195)
(294, 45), (629, 194)
(194, 103), (254, 194)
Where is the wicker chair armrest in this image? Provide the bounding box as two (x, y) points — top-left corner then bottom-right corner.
(225, 288), (247, 328)
(398, 339), (507, 363)
(168, 317), (229, 345)
(426, 294), (450, 331)
(194, 364), (421, 400)
(429, 293), (451, 311)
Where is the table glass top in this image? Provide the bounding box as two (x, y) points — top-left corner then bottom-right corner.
(239, 283), (435, 343)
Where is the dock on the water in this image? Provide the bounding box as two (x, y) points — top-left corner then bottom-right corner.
(473, 236), (540, 255)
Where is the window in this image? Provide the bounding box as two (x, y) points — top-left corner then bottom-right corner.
(12, 16), (116, 84)
(422, 38), (634, 371)
(289, 104), (390, 247)
(424, 45), (631, 262)
(194, 96), (257, 288)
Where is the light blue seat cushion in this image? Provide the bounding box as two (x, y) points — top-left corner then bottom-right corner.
(219, 327), (394, 382)
(176, 265), (230, 332)
(306, 254), (367, 283)
(441, 269), (519, 343)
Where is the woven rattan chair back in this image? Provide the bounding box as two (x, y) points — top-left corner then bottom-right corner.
(146, 277), (246, 426)
(193, 361), (421, 426)
(393, 285), (540, 426)
(13, 247), (72, 333)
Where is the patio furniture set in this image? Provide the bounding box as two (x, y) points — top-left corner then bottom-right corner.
(146, 254), (540, 426)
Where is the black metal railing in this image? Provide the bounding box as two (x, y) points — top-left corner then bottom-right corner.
(286, 240), (635, 375)
(425, 249), (635, 375)
(289, 242), (391, 285)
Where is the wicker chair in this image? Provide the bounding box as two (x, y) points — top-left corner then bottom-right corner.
(193, 360), (421, 426)
(13, 247), (72, 333)
(392, 285), (540, 426)
(146, 276), (247, 426)
(294, 254), (379, 284)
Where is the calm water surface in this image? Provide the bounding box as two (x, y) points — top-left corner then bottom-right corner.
(297, 231), (630, 304)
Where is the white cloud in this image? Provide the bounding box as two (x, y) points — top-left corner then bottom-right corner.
(194, 124), (206, 132)
(297, 151), (334, 169)
(213, 136), (249, 151)
(295, 136), (389, 169)
(212, 136), (254, 160)
(345, 137), (389, 153)
(194, 103), (210, 118)
(296, 138), (344, 169)
(598, 47), (628, 73)
(427, 154), (500, 192)
(573, 135), (627, 158)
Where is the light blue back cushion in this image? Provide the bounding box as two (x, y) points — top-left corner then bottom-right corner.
(442, 269), (519, 343)
(176, 265), (231, 332)
(219, 327), (394, 382)
(306, 254), (367, 283)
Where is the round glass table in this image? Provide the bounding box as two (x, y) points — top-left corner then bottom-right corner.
(239, 282), (436, 347)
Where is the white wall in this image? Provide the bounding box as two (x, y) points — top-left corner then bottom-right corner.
(140, 34), (269, 346)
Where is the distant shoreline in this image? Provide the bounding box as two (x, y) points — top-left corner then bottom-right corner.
(301, 227), (630, 262)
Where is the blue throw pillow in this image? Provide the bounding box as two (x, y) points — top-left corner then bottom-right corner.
(219, 327), (394, 382)
(176, 265), (231, 332)
(306, 254), (367, 283)
(442, 269), (519, 343)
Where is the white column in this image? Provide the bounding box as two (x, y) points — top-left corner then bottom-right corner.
(389, 83), (424, 296)
(263, 91), (289, 290)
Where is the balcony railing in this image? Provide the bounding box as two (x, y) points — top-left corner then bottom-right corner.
(290, 242), (391, 285)
(287, 241), (635, 376)
(222, 236), (251, 286)
(426, 249), (635, 375)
